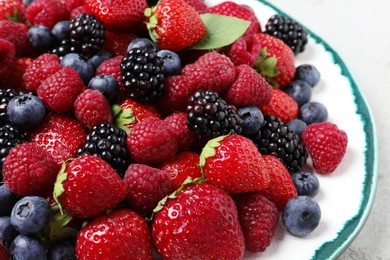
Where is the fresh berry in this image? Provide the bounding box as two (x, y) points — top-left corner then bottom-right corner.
(152, 183), (245, 259)
(62, 0), (83, 12)
(226, 35), (262, 67)
(0, 184), (18, 216)
(182, 0), (208, 13)
(0, 0), (26, 21)
(0, 57), (33, 91)
(294, 64), (321, 87)
(47, 239), (76, 260)
(302, 122), (348, 174)
(157, 49), (182, 76)
(88, 50), (113, 69)
(87, 74), (119, 104)
(3, 142), (59, 197)
(0, 20), (30, 57)
(0, 89), (20, 126)
(282, 196), (321, 237)
(60, 53), (95, 85)
(127, 37), (158, 52)
(51, 39), (72, 58)
(299, 101), (328, 125)
(200, 134), (270, 194)
(25, 0), (70, 29)
(284, 80), (312, 107)
(95, 55), (124, 96)
(0, 240), (10, 260)
(237, 106), (265, 135)
(69, 5), (86, 19)
(287, 118), (307, 137)
(10, 234), (47, 259)
(235, 193), (279, 252)
(27, 25), (56, 52)
(146, 0), (206, 51)
(0, 216), (18, 246)
(265, 14), (308, 55)
(101, 31), (136, 57)
(292, 171), (320, 197)
(76, 208), (153, 259)
(0, 39), (16, 79)
(51, 20), (71, 42)
(0, 124), (25, 178)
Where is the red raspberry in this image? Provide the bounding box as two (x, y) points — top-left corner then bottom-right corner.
(224, 64), (272, 107)
(127, 117), (177, 165)
(123, 163), (173, 217)
(23, 53), (62, 92)
(226, 35), (262, 67)
(0, 57), (33, 91)
(302, 122), (348, 174)
(103, 30), (137, 57)
(0, 0), (26, 21)
(37, 66), (86, 113)
(0, 39), (16, 79)
(74, 89), (113, 130)
(70, 5), (87, 19)
(3, 142), (60, 197)
(183, 0), (208, 13)
(0, 20), (31, 57)
(235, 193), (279, 252)
(25, 0), (70, 29)
(61, 0), (83, 12)
(95, 55), (125, 98)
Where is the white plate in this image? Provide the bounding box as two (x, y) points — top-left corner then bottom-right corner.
(204, 0), (378, 259)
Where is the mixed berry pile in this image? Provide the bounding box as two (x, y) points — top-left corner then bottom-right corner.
(0, 0), (349, 259)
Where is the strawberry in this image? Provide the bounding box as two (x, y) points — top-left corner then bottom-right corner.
(235, 192), (279, 252)
(54, 155), (127, 219)
(76, 208), (153, 260)
(146, 0), (206, 51)
(0, 39), (16, 80)
(199, 134), (270, 194)
(260, 87), (299, 123)
(302, 122), (348, 174)
(259, 155), (298, 211)
(152, 183), (245, 259)
(3, 142), (60, 197)
(0, 57), (33, 91)
(255, 33), (296, 88)
(25, 0), (70, 29)
(0, 0), (26, 22)
(0, 20), (31, 57)
(102, 30), (137, 57)
(84, 0), (147, 31)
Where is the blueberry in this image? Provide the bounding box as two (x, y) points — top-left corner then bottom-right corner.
(47, 239), (76, 260)
(0, 216), (19, 246)
(284, 80), (312, 106)
(292, 172), (320, 197)
(10, 234), (47, 260)
(27, 25), (55, 52)
(10, 196), (51, 236)
(299, 101), (328, 124)
(22, 0), (33, 4)
(157, 50), (182, 76)
(61, 53), (95, 84)
(88, 74), (119, 104)
(0, 184), (18, 216)
(7, 94), (46, 130)
(237, 106), (264, 135)
(88, 50), (113, 69)
(287, 119), (307, 137)
(294, 64), (321, 87)
(282, 196), (321, 237)
(127, 38), (158, 52)
(51, 21), (71, 42)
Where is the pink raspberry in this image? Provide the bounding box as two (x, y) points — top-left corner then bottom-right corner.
(0, 20), (31, 57)
(0, 39), (16, 79)
(70, 5), (87, 19)
(227, 35), (262, 67)
(25, 0), (70, 29)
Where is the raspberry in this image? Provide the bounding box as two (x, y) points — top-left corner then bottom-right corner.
(25, 0), (70, 29)
(183, 0), (208, 13)
(103, 30), (137, 56)
(70, 5), (87, 19)
(0, 57), (33, 91)
(0, 20), (31, 57)
(0, 39), (16, 79)
(95, 55), (125, 98)
(226, 35), (262, 67)
(62, 0), (84, 12)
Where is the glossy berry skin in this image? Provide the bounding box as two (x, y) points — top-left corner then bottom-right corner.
(284, 80), (312, 107)
(10, 234), (47, 260)
(299, 101), (328, 125)
(227, 35), (262, 67)
(88, 50), (112, 69)
(0, 216), (18, 246)
(47, 239), (76, 260)
(10, 196), (51, 235)
(282, 196), (321, 237)
(157, 49), (181, 76)
(0, 39), (16, 79)
(51, 20), (71, 42)
(61, 53), (95, 84)
(294, 64), (321, 87)
(292, 171), (320, 197)
(88, 74), (119, 104)
(127, 38), (158, 52)
(287, 118), (307, 137)
(0, 184), (18, 216)
(152, 183), (245, 259)
(238, 106), (265, 135)
(27, 25), (55, 52)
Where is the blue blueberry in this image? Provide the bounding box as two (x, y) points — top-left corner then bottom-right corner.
(284, 80), (312, 107)
(27, 25), (56, 52)
(88, 74), (119, 104)
(51, 21), (71, 42)
(287, 119), (307, 137)
(299, 101), (328, 125)
(47, 239), (76, 260)
(127, 38), (158, 52)
(61, 53), (95, 84)
(282, 196), (321, 237)
(0, 184), (18, 216)
(292, 172), (320, 197)
(7, 94), (46, 130)
(0, 216), (19, 246)
(238, 106), (264, 135)
(88, 50), (113, 69)
(10, 196), (51, 236)
(157, 50), (182, 76)
(294, 64), (321, 87)
(10, 234), (47, 260)
(22, 0), (34, 4)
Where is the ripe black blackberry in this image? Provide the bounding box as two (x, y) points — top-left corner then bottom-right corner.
(121, 47), (165, 103)
(69, 13), (105, 57)
(0, 89), (18, 126)
(0, 124), (25, 180)
(51, 39), (72, 58)
(77, 123), (129, 178)
(186, 90), (242, 139)
(265, 14), (308, 55)
(247, 115), (308, 173)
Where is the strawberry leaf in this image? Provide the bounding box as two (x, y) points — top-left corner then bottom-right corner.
(189, 14), (250, 50)
(199, 135), (227, 167)
(53, 162), (68, 215)
(49, 205), (78, 241)
(113, 104), (134, 135)
(255, 48), (280, 88)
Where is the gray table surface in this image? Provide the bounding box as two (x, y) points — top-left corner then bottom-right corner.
(269, 0), (389, 259)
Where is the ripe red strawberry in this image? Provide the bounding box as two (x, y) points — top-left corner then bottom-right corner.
(260, 87), (299, 123)
(0, 0), (26, 21)
(0, 39), (16, 79)
(224, 64), (272, 107)
(127, 117), (177, 165)
(25, 0), (70, 29)
(0, 20), (30, 57)
(37, 66), (86, 113)
(235, 192), (279, 252)
(102, 30), (137, 56)
(146, 0), (206, 51)
(255, 33), (296, 88)
(183, 0), (208, 13)
(3, 142), (60, 197)
(200, 134), (270, 194)
(54, 155), (126, 219)
(85, 0), (147, 31)
(27, 113), (88, 164)
(74, 89), (113, 130)
(208, 1), (261, 36)
(226, 34), (262, 67)
(259, 155), (298, 211)
(76, 208), (153, 260)
(302, 122), (348, 174)
(123, 164), (173, 217)
(152, 183), (245, 259)
(95, 55), (125, 98)
(0, 57), (33, 91)
(160, 151), (202, 190)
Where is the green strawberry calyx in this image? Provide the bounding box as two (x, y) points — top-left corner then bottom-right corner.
(48, 205), (78, 241)
(144, 3), (160, 43)
(112, 104), (134, 135)
(198, 134), (228, 168)
(255, 48), (280, 88)
(53, 161), (68, 215)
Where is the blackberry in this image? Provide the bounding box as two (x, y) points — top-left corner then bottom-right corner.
(121, 47), (165, 103)
(247, 115), (307, 173)
(77, 123), (129, 178)
(51, 39), (72, 58)
(0, 89), (18, 126)
(0, 124), (25, 180)
(186, 90), (242, 139)
(69, 14), (105, 57)
(265, 14), (308, 55)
